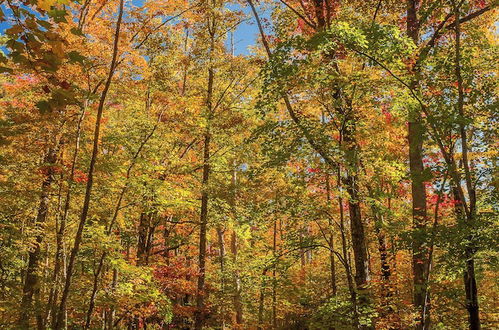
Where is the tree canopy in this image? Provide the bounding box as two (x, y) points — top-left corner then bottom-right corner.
(0, 0), (497, 329)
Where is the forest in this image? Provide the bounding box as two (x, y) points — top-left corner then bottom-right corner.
(0, 0), (497, 329)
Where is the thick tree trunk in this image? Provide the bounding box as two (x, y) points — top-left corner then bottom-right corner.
(19, 145), (59, 328)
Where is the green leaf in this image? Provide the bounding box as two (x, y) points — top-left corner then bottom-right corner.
(37, 19), (53, 30)
(36, 100), (52, 113)
(0, 66), (12, 73)
(67, 50), (86, 64)
(70, 27), (84, 36)
(48, 9), (68, 23)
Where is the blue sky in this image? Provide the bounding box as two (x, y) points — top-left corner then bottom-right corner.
(226, 3), (260, 55)
(0, 1), (267, 56)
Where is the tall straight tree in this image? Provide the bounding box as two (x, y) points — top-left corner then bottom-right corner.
(406, 1), (430, 328)
(194, 1), (217, 328)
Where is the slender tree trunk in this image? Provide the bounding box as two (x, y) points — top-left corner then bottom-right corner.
(377, 229), (391, 285)
(463, 249), (480, 330)
(194, 10), (216, 328)
(272, 216), (277, 330)
(338, 167), (359, 328)
(406, 2), (430, 328)
(195, 131), (211, 330)
(54, 2), (124, 328)
(325, 173), (337, 296)
(106, 269), (118, 329)
(230, 228), (243, 325)
(453, 4), (480, 328)
(84, 253), (105, 329)
(216, 226), (226, 329)
(364, 182), (392, 299)
(229, 163), (243, 326)
(49, 105), (86, 328)
(137, 212), (152, 266)
(19, 144), (59, 328)
(342, 116), (370, 299)
(257, 270), (266, 330)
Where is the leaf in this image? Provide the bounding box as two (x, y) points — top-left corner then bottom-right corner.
(6, 25), (24, 35)
(70, 27), (84, 36)
(48, 9), (68, 23)
(37, 19), (53, 30)
(36, 100), (52, 113)
(0, 66), (12, 73)
(67, 50), (86, 64)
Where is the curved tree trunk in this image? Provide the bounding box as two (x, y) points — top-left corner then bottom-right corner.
(54, 1), (124, 328)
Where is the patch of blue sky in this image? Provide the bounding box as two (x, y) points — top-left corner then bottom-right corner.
(224, 2), (273, 56)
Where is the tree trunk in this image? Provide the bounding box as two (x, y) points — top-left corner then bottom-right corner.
(137, 211), (152, 266)
(338, 167), (359, 328)
(19, 144), (59, 328)
(84, 253), (105, 329)
(229, 163), (243, 326)
(231, 229), (243, 325)
(194, 131), (210, 330)
(216, 226), (226, 329)
(342, 118), (370, 298)
(194, 10), (215, 328)
(325, 173), (337, 296)
(406, 1), (430, 328)
(453, 4), (480, 328)
(257, 270), (266, 330)
(272, 215), (278, 329)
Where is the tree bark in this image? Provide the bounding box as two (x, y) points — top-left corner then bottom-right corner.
(406, 1), (430, 328)
(137, 212), (152, 266)
(257, 270), (267, 330)
(19, 144), (59, 328)
(337, 166), (359, 328)
(194, 8), (216, 328)
(272, 217), (277, 330)
(194, 131), (211, 330)
(216, 225), (226, 329)
(228, 163), (243, 326)
(453, 3), (480, 328)
(342, 115), (370, 301)
(325, 173), (337, 296)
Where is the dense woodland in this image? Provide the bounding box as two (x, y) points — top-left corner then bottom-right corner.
(0, 0), (497, 329)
